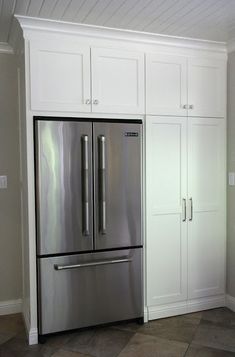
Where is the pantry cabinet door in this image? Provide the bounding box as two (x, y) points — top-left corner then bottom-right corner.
(30, 39), (91, 112)
(188, 58), (226, 118)
(146, 116), (188, 306)
(188, 118), (226, 299)
(91, 48), (144, 114)
(146, 54), (187, 116)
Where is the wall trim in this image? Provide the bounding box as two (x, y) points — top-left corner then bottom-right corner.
(147, 295), (226, 320)
(15, 15), (227, 54)
(227, 39), (235, 53)
(226, 295), (235, 312)
(0, 299), (22, 316)
(0, 42), (14, 54)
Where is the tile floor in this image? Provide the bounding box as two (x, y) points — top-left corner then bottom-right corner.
(1, 308), (235, 356)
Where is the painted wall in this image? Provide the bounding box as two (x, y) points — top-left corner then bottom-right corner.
(0, 53), (22, 303)
(227, 51), (235, 298)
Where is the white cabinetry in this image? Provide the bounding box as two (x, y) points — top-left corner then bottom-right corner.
(188, 59), (226, 118)
(146, 116), (188, 306)
(92, 48), (144, 114)
(146, 54), (187, 116)
(146, 54), (226, 118)
(30, 40), (91, 112)
(146, 116), (226, 317)
(188, 118), (226, 299)
(29, 40), (144, 114)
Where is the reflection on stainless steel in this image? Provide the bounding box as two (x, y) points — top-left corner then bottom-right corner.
(94, 122), (142, 250)
(35, 121), (93, 255)
(38, 249), (142, 334)
(35, 118), (143, 336)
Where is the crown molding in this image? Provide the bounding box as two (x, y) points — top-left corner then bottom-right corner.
(15, 15), (227, 54)
(0, 42), (13, 54)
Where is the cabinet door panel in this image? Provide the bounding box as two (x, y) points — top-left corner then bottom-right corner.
(146, 54), (187, 116)
(146, 116), (187, 306)
(30, 39), (91, 112)
(91, 48), (144, 114)
(188, 59), (226, 118)
(188, 118), (226, 299)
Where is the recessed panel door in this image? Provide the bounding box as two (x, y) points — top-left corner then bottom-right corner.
(146, 116), (188, 306)
(188, 117), (226, 299)
(93, 122), (142, 250)
(91, 48), (144, 114)
(35, 120), (93, 255)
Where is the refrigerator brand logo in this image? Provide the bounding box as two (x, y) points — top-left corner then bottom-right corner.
(124, 132), (139, 137)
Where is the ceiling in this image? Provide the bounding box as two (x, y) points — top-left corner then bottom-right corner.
(1, 0), (235, 45)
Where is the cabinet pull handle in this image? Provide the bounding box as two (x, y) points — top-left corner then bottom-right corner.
(189, 198), (193, 221)
(98, 135), (106, 234)
(93, 99), (99, 105)
(182, 198), (186, 222)
(81, 135), (89, 236)
(189, 104), (194, 109)
(182, 104), (187, 109)
(85, 99), (91, 105)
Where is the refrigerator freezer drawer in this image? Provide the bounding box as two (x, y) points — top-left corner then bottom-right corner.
(38, 248), (143, 334)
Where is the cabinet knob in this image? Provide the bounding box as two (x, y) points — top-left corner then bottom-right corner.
(189, 104), (194, 109)
(93, 99), (99, 105)
(182, 104), (187, 109)
(85, 99), (91, 105)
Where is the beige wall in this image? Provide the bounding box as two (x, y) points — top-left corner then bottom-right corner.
(227, 51), (235, 297)
(0, 53), (22, 302)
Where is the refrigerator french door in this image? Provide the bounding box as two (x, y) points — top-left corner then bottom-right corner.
(35, 118), (143, 335)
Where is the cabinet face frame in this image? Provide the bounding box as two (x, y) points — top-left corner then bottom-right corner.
(29, 39), (91, 112)
(91, 47), (145, 114)
(146, 54), (188, 116)
(146, 116), (188, 306)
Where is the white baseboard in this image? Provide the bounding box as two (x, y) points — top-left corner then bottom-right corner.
(226, 294), (235, 312)
(0, 299), (22, 316)
(22, 305), (38, 345)
(147, 295), (226, 320)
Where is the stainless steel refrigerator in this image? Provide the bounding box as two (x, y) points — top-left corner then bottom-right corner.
(35, 118), (143, 335)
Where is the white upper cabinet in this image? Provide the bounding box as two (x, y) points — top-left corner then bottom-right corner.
(187, 117), (226, 299)
(91, 48), (144, 114)
(30, 39), (91, 112)
(146, 54), (226, 118)
(146, 116), (188, 306)
(188, 59), (226, 118)
(29, 39), (144, 114)
(146, 54), (187, 116)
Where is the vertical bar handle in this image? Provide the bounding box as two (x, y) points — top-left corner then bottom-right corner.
(82, 135), (89, 236)
(182, 198), (186, 222)
(189, 198), (193, 221)
(98, 135), (106, 234)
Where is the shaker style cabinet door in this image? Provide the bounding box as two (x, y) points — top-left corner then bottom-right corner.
(146, 54), (187, 116)
(30, 39), (91, 112)
(146, 116), (188, 306)
(188, 58), (226, 118)
(187, 118), (226, 299)
(91, 48), (144, 114)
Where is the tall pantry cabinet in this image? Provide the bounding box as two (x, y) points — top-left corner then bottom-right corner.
(145, 54), (226, 319)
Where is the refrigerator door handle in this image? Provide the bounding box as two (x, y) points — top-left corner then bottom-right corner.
(82, 135), (89, 236)
(54, 258), (132, 270)
(98, 135), (106, 234)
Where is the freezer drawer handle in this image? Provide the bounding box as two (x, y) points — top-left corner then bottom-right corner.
(54, 258), (132, 270)
(98, 135), (106, 234)
(82, 135), (89, 236)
